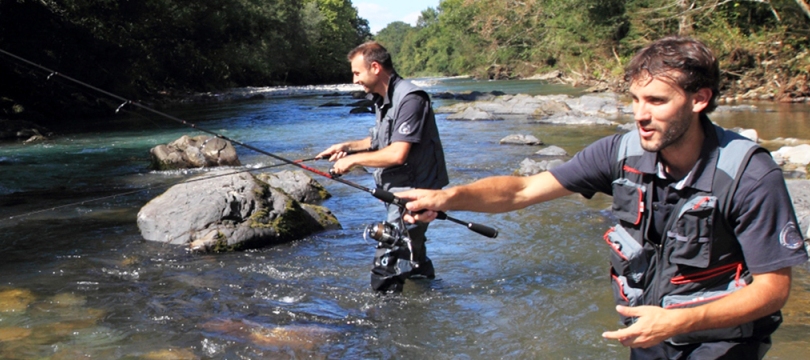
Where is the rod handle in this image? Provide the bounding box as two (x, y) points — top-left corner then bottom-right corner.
(370, 189), (499, 238)
(435, 212), (500, 238)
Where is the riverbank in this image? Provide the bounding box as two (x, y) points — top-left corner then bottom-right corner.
(525, 70), (810, 104)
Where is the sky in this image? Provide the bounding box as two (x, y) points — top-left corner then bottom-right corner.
(355, 0), (440, 34)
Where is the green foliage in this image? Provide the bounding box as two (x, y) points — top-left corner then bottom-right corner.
(375, 21), (413, 61)
(382, 0), (809, 86)
(0, 0), (371, 112)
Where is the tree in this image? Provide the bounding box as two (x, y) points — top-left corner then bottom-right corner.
(375, 21), (414, 63)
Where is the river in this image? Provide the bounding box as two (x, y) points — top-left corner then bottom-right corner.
(1, 78), (809, 359)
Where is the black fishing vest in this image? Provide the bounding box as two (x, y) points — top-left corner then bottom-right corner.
(605, 123), (781, 345)
(370, 76), (448, 190)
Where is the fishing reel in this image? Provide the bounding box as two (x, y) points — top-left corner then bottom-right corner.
(364, 221), (414, 292)
(363, 221), (409, 249)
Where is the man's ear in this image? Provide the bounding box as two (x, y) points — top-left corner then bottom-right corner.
(369, 61), (382, 75)
(692, 88), (712, 113)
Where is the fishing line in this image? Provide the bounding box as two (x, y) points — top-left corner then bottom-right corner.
(0, 48), (499, 238)
(1, 158), (324, 222)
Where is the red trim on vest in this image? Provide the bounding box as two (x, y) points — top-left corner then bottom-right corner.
(603, 227), (628, 261)
(670, 261), (744, 285)
(623, 165), (642, 174)
(611, 273), (629, 302)
(693, 196), (712, 210)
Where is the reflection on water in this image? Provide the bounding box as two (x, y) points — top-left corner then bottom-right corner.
(1, 79), (809, 358)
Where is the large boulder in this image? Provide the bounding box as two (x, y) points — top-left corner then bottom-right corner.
(137, 170), (340, 252)
(255, 170), (331, 203)
(149, 135), (240, 170)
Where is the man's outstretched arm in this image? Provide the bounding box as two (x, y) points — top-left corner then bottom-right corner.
(398, 171), (574, 222)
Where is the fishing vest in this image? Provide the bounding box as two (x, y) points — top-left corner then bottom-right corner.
(370, 76), (448, 191)
(604, 123), (782, 345)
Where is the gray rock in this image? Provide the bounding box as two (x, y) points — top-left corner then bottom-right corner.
(773, 144), (810, 166)
(447, 107), (495, 121)
(255, 170), (331, 203)
(617, 122), (636, 132)
(563, 93), (622, 117)
(517, 158), (565, 176)
(535, 145), (568, 156)
(137, 171), (339, 252)
(715, 104), (759, 112)
(786, 180), (810, 241)
(149, 135), (241, 170)
(500, 134), (543, 146)
(535, 114), (617, 126)
(525, 70), (562, 81)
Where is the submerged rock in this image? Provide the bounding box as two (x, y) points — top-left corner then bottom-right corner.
(201, 318), (334, 350)
(141, 348), (198, 360)
(137, 170), (340, 252)
(0, 288), (35, 313)
(0, 327), (32, 342)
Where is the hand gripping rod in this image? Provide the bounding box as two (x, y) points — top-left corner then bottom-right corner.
(0, 48), (498, 238)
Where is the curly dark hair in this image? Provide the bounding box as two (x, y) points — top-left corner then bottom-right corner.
(625, 36), (720, 113)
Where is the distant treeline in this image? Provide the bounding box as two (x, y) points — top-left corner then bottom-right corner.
(0, 0), (370, 123)
(2, 0), (809, 127)
(378, 0), (810, 98)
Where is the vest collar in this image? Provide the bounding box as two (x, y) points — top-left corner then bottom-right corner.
(638, 115), (718, 193)
(367, 72), (402, 108)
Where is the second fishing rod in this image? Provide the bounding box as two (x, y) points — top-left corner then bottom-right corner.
(0, 48), (498, 239)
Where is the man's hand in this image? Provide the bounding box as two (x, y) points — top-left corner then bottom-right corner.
(316, 144), (350, 162)
(331, 156), (356, 175)
(602, 305), (687, 348)
(395, 189), (448, 223)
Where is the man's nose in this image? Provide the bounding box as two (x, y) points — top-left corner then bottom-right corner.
(634, 101), (651, 122)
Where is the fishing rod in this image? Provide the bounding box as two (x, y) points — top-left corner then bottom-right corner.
(0, 48), (499, 238)
(1, 157), (327, 222)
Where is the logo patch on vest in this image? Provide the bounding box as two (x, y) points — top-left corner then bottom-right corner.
(398, 123), (412, 135)
(779, 222), (804, 250)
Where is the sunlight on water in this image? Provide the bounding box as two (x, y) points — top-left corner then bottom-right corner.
(1, 78), (809, 358)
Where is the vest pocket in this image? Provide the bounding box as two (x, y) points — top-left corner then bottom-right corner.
(378, 164), (413, 190)
(611, 178), (645, 225)
(604, 225), (647, 284)
(661, 277), (750, 345)
(610, 270), (643, 326)
(667, 196), (717, 268)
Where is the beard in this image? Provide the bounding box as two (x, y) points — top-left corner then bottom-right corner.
(639, 106), (694, 153)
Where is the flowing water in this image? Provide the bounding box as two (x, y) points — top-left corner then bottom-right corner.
(1, 78), (809, 359)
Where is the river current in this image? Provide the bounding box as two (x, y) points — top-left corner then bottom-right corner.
(1, 78), (809, 359)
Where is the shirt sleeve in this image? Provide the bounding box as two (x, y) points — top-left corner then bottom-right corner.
(389, 92), (429, 144)
(732, 150), (809, 274)
(549, 134), (620, 199)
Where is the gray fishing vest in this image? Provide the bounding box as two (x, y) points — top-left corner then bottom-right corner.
(605, 122), (781, 345)
(370, 77), (448, 190)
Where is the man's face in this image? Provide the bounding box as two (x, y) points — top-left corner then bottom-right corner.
(350, 55), (380, 94)
(629, 74), (703, 153)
